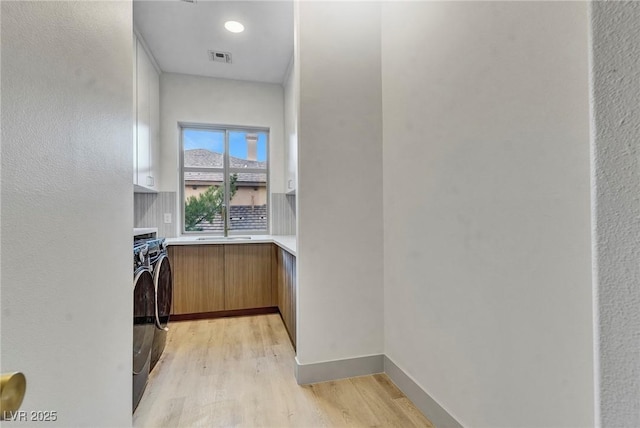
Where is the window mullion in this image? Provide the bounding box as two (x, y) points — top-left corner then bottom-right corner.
(224, 129), (230, 234)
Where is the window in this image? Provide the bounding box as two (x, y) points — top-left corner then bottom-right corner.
(181, 125), (269, 235)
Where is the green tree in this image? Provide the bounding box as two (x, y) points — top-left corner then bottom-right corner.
(185, 174), (238, 231)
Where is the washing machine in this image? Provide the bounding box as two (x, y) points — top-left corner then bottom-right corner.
(145, 238), (173, 371)
(132, 243), (155, 412)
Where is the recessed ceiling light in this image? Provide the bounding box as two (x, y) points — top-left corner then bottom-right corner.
(224, 21), (244, 33)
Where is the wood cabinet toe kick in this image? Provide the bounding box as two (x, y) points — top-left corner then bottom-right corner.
(167, 243), (297, 348)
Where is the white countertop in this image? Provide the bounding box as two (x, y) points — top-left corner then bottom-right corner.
(133, 227), (158, 237)
(166, 235), (296, 256)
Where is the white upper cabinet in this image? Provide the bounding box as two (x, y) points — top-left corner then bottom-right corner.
(149, 53), (160, 191)
(133, 33), (138, 184)
(283, 56), (298, 194)
(133, 32), (160, 192)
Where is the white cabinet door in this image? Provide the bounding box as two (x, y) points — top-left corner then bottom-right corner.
(133, 34), (161, 192)
(133, 33), (138, 184)
(283, 59), (297, 194)
(148, 57), (160, 189)
(136, 38), (151, 188)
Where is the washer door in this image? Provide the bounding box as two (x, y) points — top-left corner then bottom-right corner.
(133, 268), (155, 375)
(153, 254), (172, 329)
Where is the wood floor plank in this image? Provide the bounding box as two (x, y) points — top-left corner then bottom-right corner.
(394, 397), (436, 428)
(373, 372), (405, 399)
(142, 397), (185, 428)
(133, 314), (434, 428)
(350, 375), (428, 428)
(308, 380), (382, 427)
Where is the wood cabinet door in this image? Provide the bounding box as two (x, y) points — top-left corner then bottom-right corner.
(224, 244), (273, 310)
(276, 246), (284, 313)
(276, 247), (296, 348)
(282, 248), (297, 347)
(169, 245), (225, 315)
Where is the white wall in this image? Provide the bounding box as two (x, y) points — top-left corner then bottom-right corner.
(296, 2), (384, 364)
(381, 2), (593, 426)
(1, 2), (133, 426)
(159, 73), (285, 231)
(590, 2), (640, 426)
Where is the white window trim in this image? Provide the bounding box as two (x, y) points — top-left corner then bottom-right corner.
(179, 123), (270, 236)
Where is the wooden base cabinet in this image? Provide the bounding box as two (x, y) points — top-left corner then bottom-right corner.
(276, 247), (297, 348)
(168, 245), (225, 315)
(169, 243), (275, 315)
(224, 244), (273, 310)
(168, 243), (296, 348)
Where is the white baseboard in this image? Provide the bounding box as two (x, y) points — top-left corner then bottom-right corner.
(294, 353), (462, 427)
(294, 354), (384, 385)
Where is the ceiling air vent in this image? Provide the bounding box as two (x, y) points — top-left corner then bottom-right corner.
(208, 50), (232, 64)
(180, 0), (197, 3)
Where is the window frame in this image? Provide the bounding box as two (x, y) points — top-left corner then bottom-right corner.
(179, 122), (270, 236)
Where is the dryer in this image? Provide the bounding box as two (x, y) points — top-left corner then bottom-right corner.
(145, 238), (173, 371)
(132, 243), (155, 412)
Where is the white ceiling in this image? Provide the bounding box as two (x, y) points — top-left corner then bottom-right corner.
(133, 1), (294, 84)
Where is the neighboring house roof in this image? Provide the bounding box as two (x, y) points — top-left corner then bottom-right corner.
(185, 149), (224, 168)
(191, 204), (267, 232)
(184, 149), (266, 184)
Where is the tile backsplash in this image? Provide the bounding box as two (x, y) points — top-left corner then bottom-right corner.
(272, 193), (296, 235)
(134, 192), (177, 238)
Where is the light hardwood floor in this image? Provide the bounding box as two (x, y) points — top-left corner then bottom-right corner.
(133, 315), (434, 428)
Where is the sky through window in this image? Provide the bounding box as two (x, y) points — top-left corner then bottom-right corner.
(183, 129), (267, 162)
